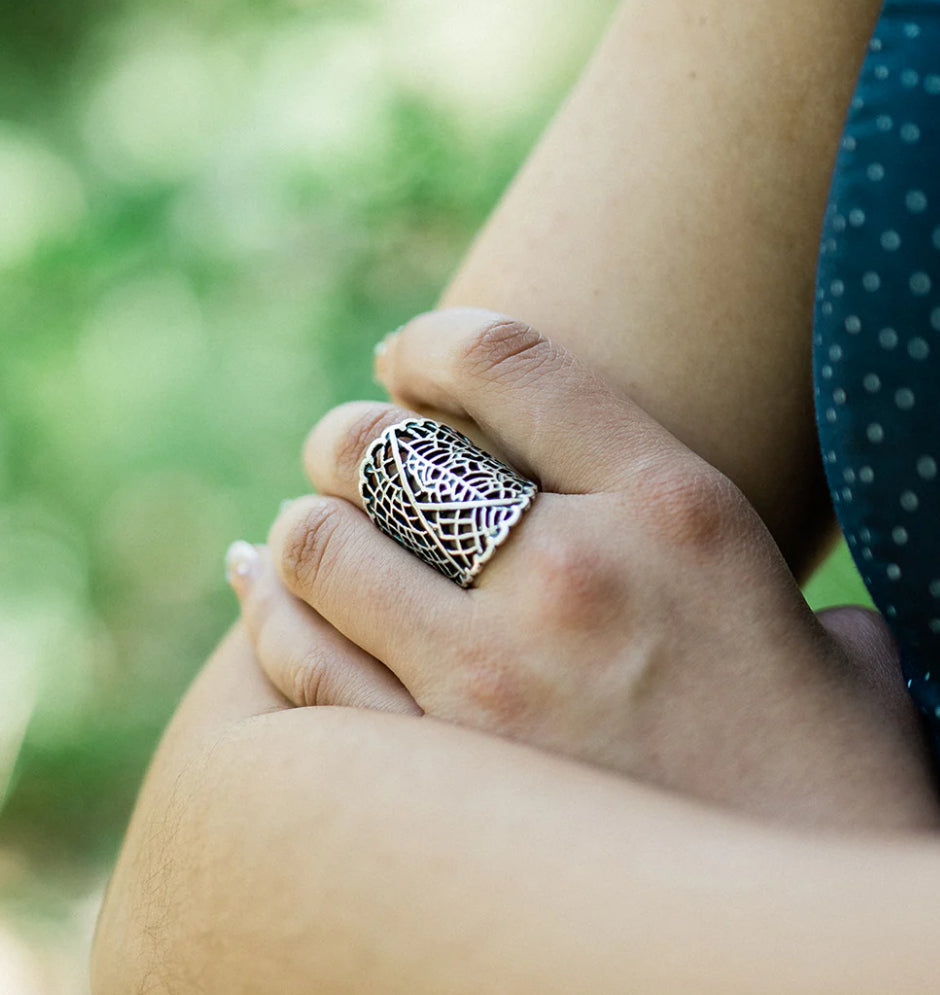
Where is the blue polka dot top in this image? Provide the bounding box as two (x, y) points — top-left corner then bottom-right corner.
(814, 0), (940, 733)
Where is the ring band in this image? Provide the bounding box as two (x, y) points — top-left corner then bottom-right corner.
(358, 418), (538, 587)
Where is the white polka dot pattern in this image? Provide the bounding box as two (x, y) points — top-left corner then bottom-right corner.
(814, 3), (940, 723)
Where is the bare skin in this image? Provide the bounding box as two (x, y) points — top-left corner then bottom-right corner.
(434, 0), (886, 580)
(236, 308), (938, 830)
(91, 1), (940, 991)
(93, 627), (940, 995)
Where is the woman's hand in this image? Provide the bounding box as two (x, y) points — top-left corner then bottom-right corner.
(232, 308), (938, 828)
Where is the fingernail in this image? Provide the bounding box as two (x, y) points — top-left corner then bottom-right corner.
(279, 498), (297, 515)
(225, 540), (259, 594)
(373, 325), (404, 382)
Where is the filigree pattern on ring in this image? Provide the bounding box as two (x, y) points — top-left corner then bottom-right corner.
(358, 418), (538, 587)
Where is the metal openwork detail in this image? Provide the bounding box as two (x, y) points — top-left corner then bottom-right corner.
(359, 418), (538, 587)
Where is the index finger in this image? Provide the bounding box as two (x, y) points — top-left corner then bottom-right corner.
(375, 307), (676, 493)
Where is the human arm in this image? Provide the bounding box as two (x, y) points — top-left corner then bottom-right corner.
(92, 624), (940, 995)
(94, 0), (940, 987)
(219, 0), (933, 827)
(241, 308), (938, 830)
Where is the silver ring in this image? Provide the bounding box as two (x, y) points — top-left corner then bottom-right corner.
(358, 418), (538, 587)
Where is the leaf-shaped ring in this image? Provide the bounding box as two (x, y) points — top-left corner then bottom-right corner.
(358, 418), (538, 587)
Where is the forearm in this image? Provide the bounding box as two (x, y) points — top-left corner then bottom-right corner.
(91, 627), (288, 991)
(437, 0), (884, 578)
(94, 630), (940, 994)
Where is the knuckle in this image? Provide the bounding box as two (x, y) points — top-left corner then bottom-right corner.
(288, 647), (328, 708)
(458, 318), (560, 384)
(284, 644), (369, 710)
(256, 619), (326, 708)
(637, 459), (752, 550)
(527, 533), (620, 631)
(418, 612), (531, 732)
(279, 500), (345, 594)
(452, 649), (531, 731)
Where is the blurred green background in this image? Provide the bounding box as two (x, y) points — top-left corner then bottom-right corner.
(0, 0), (868, 989)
